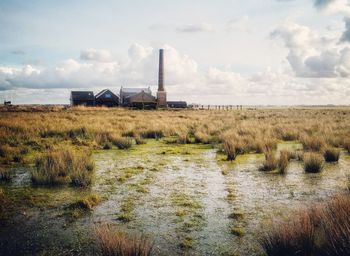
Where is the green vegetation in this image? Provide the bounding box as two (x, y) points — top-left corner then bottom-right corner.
(117, 197), (136, 222)
(179, 236), (193, 249)
(111, 136), (133, 150)
(65, 194), (102, 220)
(231, 227), (245, 237)
(72, 194), (102, 210)
(228, 210), (244, 220)
(171, 192), (202, 209)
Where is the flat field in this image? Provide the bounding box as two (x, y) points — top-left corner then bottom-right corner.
(0, 106), (349, 255)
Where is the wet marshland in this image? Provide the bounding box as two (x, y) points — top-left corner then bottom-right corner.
(0, 139), (349, 255)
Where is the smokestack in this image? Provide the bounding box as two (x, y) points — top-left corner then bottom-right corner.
(158, 49), (164, 91)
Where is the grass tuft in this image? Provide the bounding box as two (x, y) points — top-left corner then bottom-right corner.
(323, 147), (341, 162)
(112, 137), (133, 150)
(224, 140), (237, 161)
(32, 148), (95, 187)
(0, 167), (12, 181)
(260, 151), (277, 171)
(95, 223), (153, 256)
(303, 152), (324, 173)
(260, 194), (350, 256)
(278, 150), (290, 174)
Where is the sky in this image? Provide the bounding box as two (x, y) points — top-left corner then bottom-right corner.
(0, 0), (350, 105)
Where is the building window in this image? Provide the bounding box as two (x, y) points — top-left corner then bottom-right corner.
(105, 93), (111, 98)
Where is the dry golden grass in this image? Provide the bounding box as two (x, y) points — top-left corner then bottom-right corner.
(260, 193), (350, 256)
(0, 106), (349, 166)
(260, 151), (278, 171)
(95, 224), (153, 256)
(278, 150), (290, 174)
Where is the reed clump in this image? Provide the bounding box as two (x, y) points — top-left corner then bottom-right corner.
(260, 194), (350, 256)
(303, 152), (324, 173)
(278, 150), (290, 174)
(32, 148), (95, 187)
(0, 167), (12, 181)
(72, 194), (102, 210)
(95, 224), (153, 256)
(224, 140), (237, 161)
(111, 136), (133, 150)
(344, 139), (350, 153)
(323, 147), (341, 162)
(301, 135), (325, 152)
(260, 151), (278, 171)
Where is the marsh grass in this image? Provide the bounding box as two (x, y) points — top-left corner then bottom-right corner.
(32, 148), (95, 187)
(344, 139), (350, 153)
(73, 194), (102, 210)
(0, 167), (12, 181)
(278, 150), (290, 174)
(260, 194), (350, 256)
(323, 147), (341, 162)
(303, 152), (324, 173)
(111, 137), (133, 150)
(224, 140), (237, 161)
(1, 107), (349, 170)
(301, 135), (325, 152)
(260, 210), (315, 256)
(260, 151), (277, 171)
(95, 224), (153, 256)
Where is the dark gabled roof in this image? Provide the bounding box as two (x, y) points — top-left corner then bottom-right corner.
(71, 91), (95, 101)
(95, 89), (119, 99)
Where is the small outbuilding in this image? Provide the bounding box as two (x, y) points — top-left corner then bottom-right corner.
(95, 89), (119, 107)
(70, 91), (95, 106)
(167, 101), (187, 109)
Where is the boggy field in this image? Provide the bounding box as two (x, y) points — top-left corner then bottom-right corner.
(0, 106), (350, 256)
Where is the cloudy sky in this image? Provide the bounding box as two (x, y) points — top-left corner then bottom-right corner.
(1, 0), (350, 105)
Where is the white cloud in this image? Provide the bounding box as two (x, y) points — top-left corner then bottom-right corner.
(271, 20), (350, 78)
(1, 42), (350, 105)
(176, 23), (213, 33)
(314, 0), (350, 16)
(0, 44), (198, 91)
(80, 48), (113, 62)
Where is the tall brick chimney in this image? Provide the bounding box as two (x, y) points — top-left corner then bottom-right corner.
(158, 49), (164, 91)
(157, 49), (167, 107)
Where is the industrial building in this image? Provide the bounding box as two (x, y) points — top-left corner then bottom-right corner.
(70, 49), (186, 109)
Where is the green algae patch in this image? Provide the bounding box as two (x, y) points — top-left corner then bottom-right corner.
(171, 192), (202, 209)
(179, 236), (194, 249)
(230, 227), (245, 237)
(116, 196), (136, 222)
(228, 210), (244, 220)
